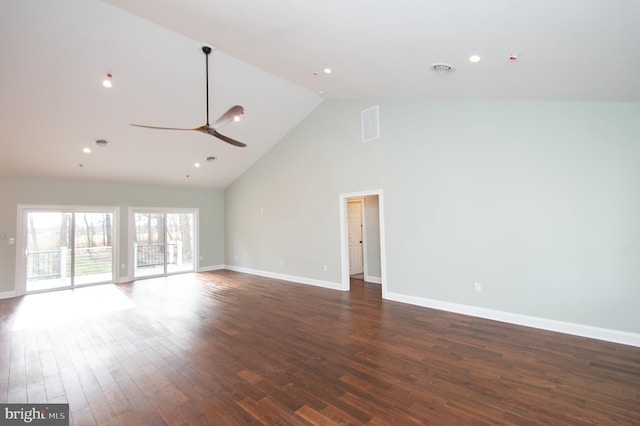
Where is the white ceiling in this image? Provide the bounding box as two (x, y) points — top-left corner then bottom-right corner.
(1, 0), (639, 189)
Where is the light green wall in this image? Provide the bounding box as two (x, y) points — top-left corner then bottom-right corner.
(225, 100), (640, 334)
(0, 176), (224, 293)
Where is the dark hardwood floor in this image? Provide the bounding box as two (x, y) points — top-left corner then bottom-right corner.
(1, 270), (639, 425)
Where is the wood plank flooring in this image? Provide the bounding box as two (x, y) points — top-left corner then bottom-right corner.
(1, 270), (639, 425)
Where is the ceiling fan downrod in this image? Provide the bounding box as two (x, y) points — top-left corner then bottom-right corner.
(202, 46), (212, 126)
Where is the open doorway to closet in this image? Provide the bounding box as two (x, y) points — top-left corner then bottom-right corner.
(339, 190), (387, 296)
(347, 198), (365, 279)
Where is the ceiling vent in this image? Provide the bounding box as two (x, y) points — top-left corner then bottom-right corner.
(361, 105), (380, 143)
(432, 63), (455, 73)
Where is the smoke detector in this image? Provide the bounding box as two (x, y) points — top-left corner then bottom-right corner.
(432, 63), (455, 73)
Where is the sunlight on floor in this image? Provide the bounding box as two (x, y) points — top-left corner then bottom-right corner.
(12, 284), (136, 331)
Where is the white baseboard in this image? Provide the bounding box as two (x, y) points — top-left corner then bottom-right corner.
(198, 264), (225, 272)
(0, 290), (17, 300)
(385, 291), (640, 348)
(224, 265), (344, 291)
(203, 268), (640, 348)
(364, 275), (382, 284)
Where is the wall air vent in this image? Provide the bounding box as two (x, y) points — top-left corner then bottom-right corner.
(361, 105), (380, 143)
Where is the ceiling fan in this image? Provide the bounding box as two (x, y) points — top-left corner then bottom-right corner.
(131, 46), (246, 148)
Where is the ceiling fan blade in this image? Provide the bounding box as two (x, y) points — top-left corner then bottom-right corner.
(211, 105), (244, 129)
(131, 124), (206, 131)
(202, 129), (246, 147)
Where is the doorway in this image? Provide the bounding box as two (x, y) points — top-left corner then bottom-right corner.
(130, 209), (197, 279)
(347, 199), (364, 278)
(339, 190), (386, 296)
(18, 207), (117, 294)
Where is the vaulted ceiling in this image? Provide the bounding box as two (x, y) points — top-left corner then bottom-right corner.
(1, 0), (638, 188)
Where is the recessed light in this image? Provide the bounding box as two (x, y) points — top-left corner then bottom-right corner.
(323, 68), (332, 74)
(206, 156), (217, 162)
(469, 55), (481, 63)
(95, 139), (109, 147)
(195, 163), (201, 168)
(83, 148), (92, 154)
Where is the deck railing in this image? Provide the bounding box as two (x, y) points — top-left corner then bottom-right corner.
(26, 246), (113, 281)
(26, 249), (63, 279)
(27, 242), (187, 280)
(134, 241), (182, 268)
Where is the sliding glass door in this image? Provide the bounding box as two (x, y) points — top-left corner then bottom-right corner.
(166, 213), (195, 274)
(132, 210), (196, 278)
(24, 209), (115, 293)
(25, 212), (72, 292)
(74, 212), (114, 286)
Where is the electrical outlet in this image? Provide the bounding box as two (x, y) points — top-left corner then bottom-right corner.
(323, 265), (327, 271)
(280, 259), (284, 265)
(474, 282), (482, 292)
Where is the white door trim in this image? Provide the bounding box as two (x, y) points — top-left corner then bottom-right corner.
(339, 190), (387, 295)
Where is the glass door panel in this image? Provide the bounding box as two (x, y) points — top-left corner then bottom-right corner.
(74, 212), (114, 286)
(166, 213), (195, 274)
(134, 213), (166, 278)
(26, 212), (72, 292)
